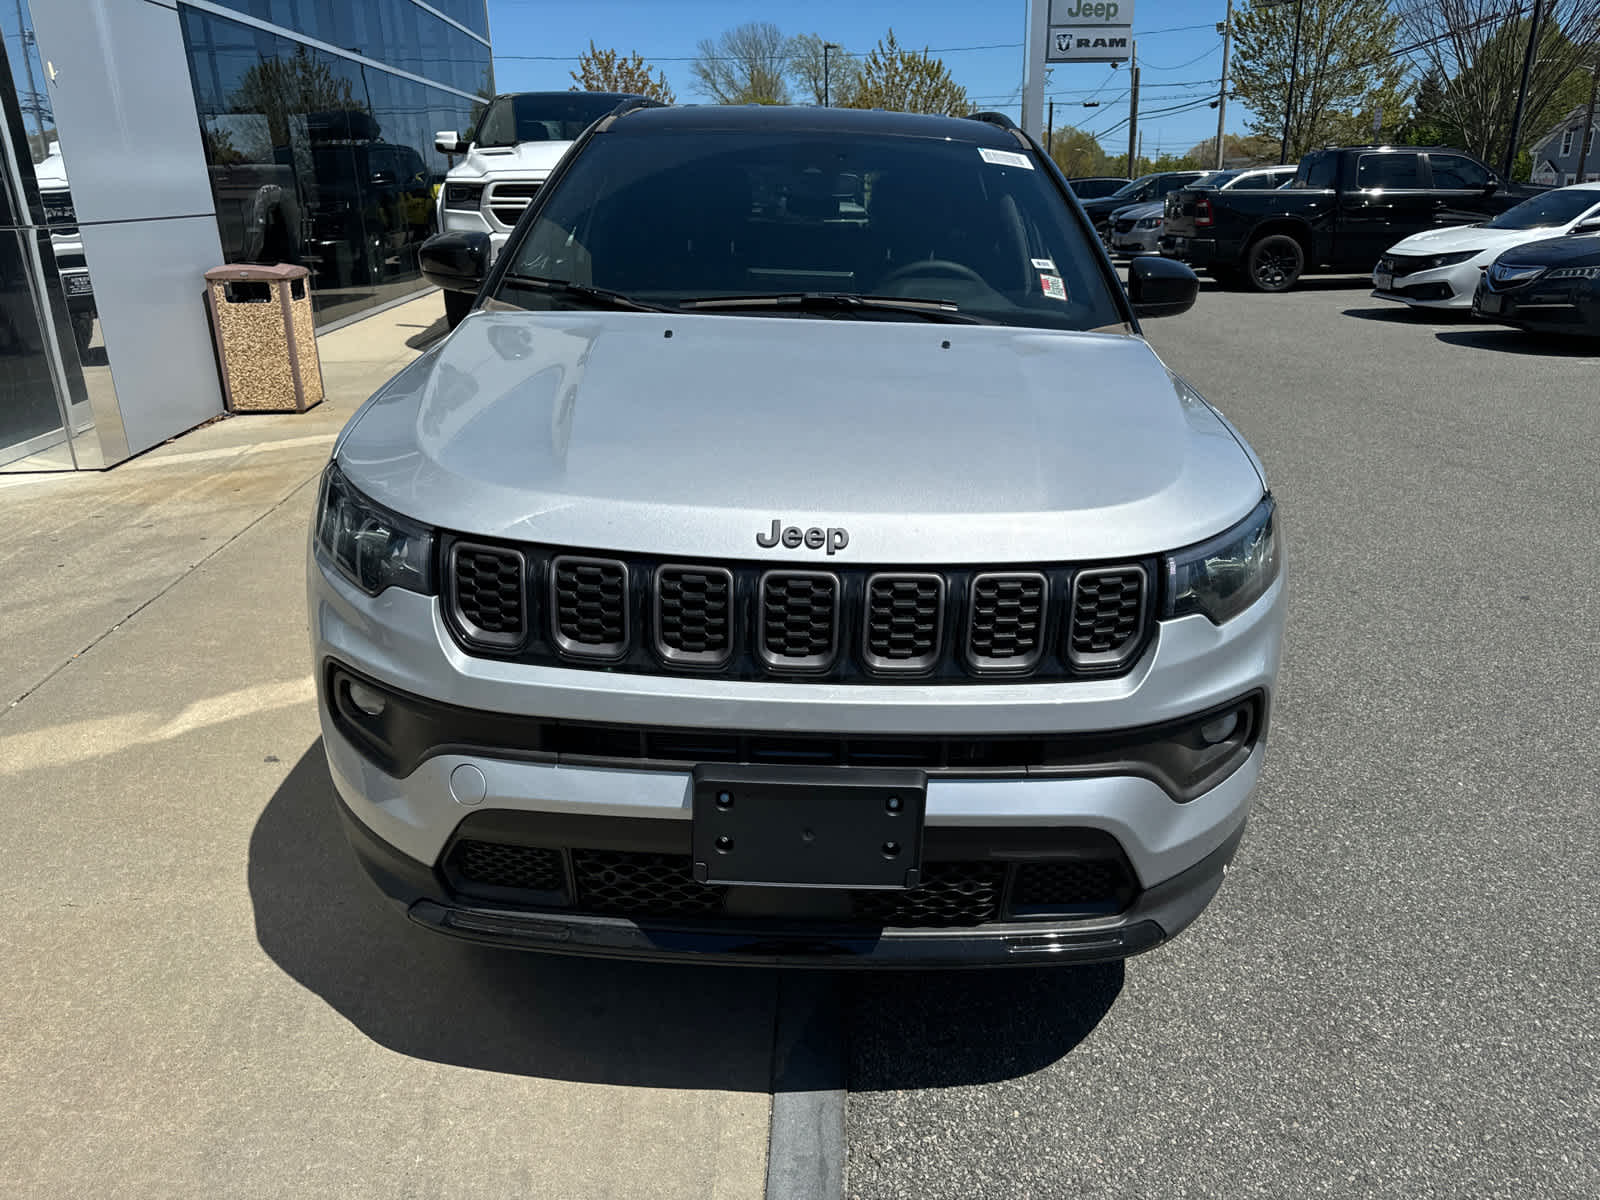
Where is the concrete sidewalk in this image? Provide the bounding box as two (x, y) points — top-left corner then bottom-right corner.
(0, 292), (772, 1199)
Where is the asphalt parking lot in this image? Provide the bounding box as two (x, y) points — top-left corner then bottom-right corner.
(1, 283), (1595, 1198)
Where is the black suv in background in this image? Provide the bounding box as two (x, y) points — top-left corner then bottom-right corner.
(1164, 146), (1540, 291)
(1078, 171), (1209, 234)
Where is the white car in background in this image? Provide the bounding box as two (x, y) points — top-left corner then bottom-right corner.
(1373, 182), (1600, 310)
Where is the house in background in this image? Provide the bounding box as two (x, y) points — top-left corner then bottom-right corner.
(1528, 103), (1599, 186)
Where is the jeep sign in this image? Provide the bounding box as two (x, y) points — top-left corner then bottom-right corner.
(1046, 0), (1133, 64)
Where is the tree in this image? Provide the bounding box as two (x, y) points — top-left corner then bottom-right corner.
(787, 34), (860, 106)
(1396, 2), (1600, 167)
(570, 41), (675, 102)
(229, 46), (360, 147)
(1231, 0), (1410, 160)
(691, 22), (790, 105)
(1048, 126), (1109, 176)
(1185, 132), (1282, 165)
(840, 30), (971, 116)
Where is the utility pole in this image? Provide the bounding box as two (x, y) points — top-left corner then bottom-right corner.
(1215, 0), (1234, 170)
(1022, 0), (1048, 138)
(1127, 42), (1140, 177)
(1504, 0), (1545, 178)
(1279, 0), (1305, 164)
(823, 42), (842, 107)
(1047, 98), (1055, 155)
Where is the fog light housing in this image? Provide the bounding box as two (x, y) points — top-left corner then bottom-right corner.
(347, 679), (387, 717)
(1199, 710), (1241, 745)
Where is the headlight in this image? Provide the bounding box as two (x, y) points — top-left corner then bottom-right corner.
(1136, 217), (1162, 229)
(314, 463), (436, 596)
(1423, 250), (1480, 270)
(1163, 496), (1280, 625)
(443, 183), (484, 210)
(1546, 265), (1600, 280)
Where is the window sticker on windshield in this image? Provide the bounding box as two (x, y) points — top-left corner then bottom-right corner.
(979, 148), (1034, 170)
(1032, 257), (1056, 271)
(1040, 274), (1068, 301)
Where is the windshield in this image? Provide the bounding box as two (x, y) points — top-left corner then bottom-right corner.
(1484, 188), (1600, 230)
(1109, 174), (1157, 200)
(473, 93), (633, 149)
(499, 129), (1124, 332)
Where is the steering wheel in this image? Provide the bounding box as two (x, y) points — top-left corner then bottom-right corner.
(877, 259), (990, 291)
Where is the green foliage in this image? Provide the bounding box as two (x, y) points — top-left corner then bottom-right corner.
(1232, 0), (1410, 160)
(839, 30), (971, 116)
(1184, 133), (1282, 166)
(570, 42), (675, 103)
(691, 22), (790, 105)
(1047, 126), (1109, 176)
(787, 34), (861, 106)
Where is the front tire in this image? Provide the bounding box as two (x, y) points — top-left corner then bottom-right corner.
(443, 289), (473, 328)
(1245, 234), (1304, 293)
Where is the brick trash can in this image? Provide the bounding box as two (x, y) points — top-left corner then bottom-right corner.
(205, 263), (324, 413)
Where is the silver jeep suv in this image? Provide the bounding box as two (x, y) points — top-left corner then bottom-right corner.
(309, 104), (1284, 966)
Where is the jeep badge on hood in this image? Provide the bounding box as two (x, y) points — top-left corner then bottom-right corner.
(757, 520), (850, 554)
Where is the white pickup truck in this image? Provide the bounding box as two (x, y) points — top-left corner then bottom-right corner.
(432, 91), (646, 326)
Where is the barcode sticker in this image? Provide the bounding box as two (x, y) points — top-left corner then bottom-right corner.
(979, 148), (1034, 170)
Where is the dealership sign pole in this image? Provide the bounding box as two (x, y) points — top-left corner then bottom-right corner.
(1024, 1), (1135, 140)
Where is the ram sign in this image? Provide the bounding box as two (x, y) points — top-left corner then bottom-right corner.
(1047, 0), (1134, 63)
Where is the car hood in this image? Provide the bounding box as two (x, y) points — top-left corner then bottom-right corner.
(1387, 224), (1554, 257)
(453, 140), (571, 181)
(1494, 231), (1600, 266)
(335, 310), (1265, 564)
(1116, 202), (1165, 220)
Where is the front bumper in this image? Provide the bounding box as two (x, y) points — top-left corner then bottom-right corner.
(309, 540), (1284, 965)
(1472, 275), (1600, 333)
(1111, 228), (1162, 255)
(1371, 262), (1481, 310)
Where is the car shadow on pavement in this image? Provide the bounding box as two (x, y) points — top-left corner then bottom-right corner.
(1340, 305), (1470, 324)
(1434, 328), (1599, 356)
(251, 744), (1124, 1091)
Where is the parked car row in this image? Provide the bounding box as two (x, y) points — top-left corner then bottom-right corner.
(1111, 165), (1297, 256)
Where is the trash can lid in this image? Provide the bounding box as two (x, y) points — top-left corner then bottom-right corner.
(205, 262), (311, 283)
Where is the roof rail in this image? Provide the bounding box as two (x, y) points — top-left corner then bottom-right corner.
(596, 97), (668, 131)
(967, 111), (1019, 132)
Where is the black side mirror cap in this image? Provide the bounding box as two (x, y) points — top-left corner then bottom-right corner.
(419, 231), (491, 294)
(1570, 219), (1600, 235)
(1128, 256), (1199, 320)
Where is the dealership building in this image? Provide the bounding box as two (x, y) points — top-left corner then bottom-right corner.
(1, 0), (493, 472)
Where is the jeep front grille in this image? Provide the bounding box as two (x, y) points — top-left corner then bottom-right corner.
(441, 537), (1152, 683)
(656, 565), (733, 666)
(1068, 566), (1147, 669)
(967, 573), (1047, 672)
(759, 571), (839, 672)
(449, 544), (527, 648)
(551, 556), (628, 658)
(487, 182), (542, 228)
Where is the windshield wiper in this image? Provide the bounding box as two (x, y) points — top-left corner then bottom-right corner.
(675, 293), (994, 324)
(502, 275), (673, 313)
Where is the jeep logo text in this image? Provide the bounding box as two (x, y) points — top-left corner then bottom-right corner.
(756, 519), (849, 555)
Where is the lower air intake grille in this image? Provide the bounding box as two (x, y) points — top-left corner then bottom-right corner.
(450, 544), (526, 648)
(448, 840), (564, 895)
(1068, 567), (1146, 667)
(572, 850), (726, 917)
(1010, 858), (1133, 914)
(656, 566), (733, 665)
(967, 573), (1046, 671)
(552, 556), (628, 658)
(851, 862), (1006, 927)
(864, 574), (943, 672)
(759, 571), (839, 671)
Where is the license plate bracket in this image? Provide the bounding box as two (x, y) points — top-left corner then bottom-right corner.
(691, 765), (926, 889)
(1479, 290), (1502, 313)
(1375, 271), (1393, 291)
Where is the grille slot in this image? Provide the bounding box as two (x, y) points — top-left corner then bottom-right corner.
(572, 850), (726, 918)
(551, 556), (629, 658)
(447, 840), (565, 899)
(487, 181), (542, 228)
(1068, 566), (1147, 668)
(656, 565), (734, 666)
(449, 543), (527, 648)
(852, 862), (1006, 927)
(1010, 858), (1133, 915)
(863, 574), (944, 673)
(966, 572), (1047, 672)
(759, 571), (840, 672)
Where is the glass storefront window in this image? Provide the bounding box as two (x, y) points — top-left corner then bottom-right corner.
(181, 6), (489, 325)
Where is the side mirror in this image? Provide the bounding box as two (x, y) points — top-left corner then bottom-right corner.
(434, 130), (466, 154)
(369, 170), (397, 187)
(1483, 175), (1501, 192)
(1570, 218), (1600, 235)
(419, 231), (490, 295)
(1128, 256), (1199, 320)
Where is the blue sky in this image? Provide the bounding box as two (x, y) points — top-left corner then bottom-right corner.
(485, 0), (1254, 160)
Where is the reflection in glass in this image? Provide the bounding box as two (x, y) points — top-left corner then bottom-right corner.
(182, 8), (489, 326)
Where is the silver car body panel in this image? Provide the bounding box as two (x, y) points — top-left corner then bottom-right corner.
(333, 310), (1265, 565)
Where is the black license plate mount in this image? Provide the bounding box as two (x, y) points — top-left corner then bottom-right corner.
(691, 765), (926, 889)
